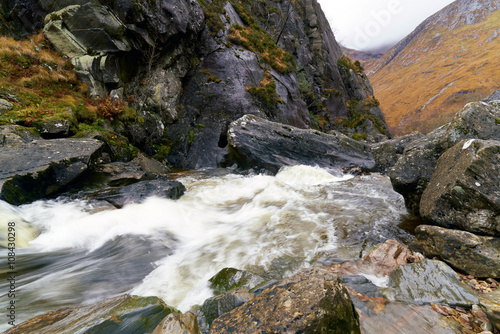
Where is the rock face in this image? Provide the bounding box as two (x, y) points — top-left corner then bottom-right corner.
(410, 225), (500, 278)
(370, 132), (423, 174)
(387, 259), (479, 307)
(390, 101), (500, 214)
(209, 267), (360, 334)
(5, 295), (175, 334)
(227, 114), (375, 173)
(419, 139), (500, 236)
(0, 138), (104, 205)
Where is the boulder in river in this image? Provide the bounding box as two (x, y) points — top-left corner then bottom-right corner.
(389, 101), (500, 215)
(387, 259), (479, 307)
(209, 267), (265, 296)
(209, 267), (360, 334)
(153, 311), (200, 334)
(5, 295), (175, 334)
(0, 138), (104, 205)
(410, 225), (500, 278)
(420, 139), (500, 236)
(227, 114), (375, 173)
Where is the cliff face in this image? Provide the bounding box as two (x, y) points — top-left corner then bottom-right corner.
(368, 0), (500, 135)
(1, 0), (390, 169)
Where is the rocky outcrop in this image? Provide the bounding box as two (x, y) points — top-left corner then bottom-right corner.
(390, 101), (500, 214)
(386, 259), (479, 307)
(209, 267), (360, 334)
(410, 225), (500, 278)
(153, 312), (200, 334)
(0, 138), (104, 205)
(420, 139), (500, 236)
(5, 295), (175, 334)
(227, 114), (375, 173)
(370, 132), (423, 174)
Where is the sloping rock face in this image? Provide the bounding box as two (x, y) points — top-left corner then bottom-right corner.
(209, 267), (360, 334)
(227, 114), (375, 173)
(410, 225), (500, 278)
(5, 295), (175, 334)
(420, 139), (500, 236)
(390, 101), (500, 214)
(0, 138), (104, 205)
(3, 0), (390, 169)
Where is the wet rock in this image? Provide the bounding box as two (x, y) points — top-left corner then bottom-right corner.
(410, 225), (500, 278)
(0, 98), (13, 112)
(420, 139), (500, 236)
(209, 267), (360, 334)
(0, 138), (104, 205)
(479, 289), (500, 331)
(209, 268), (265, 295)
(91, 178), (185, 208)
(390, 101), (500, 215)
(92, 162), (153, 186)
(370, 132), (423, 174)
(153, 312), (200, 334)
(227, 114), (375, 173)
(5, 295), (175, 334)
(387, 259), (479, 307)
(131, 152), (171, 175)
(195, 289), (254, 334)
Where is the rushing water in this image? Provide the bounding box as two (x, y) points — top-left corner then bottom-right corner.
(0, 165), (413, 331)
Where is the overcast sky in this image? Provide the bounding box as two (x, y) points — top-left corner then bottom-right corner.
(317, 0), (456, 51)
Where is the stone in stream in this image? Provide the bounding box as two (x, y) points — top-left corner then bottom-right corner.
(410, 225), (500, 278)
(0, 138), (104, 205)
(5, 295), (175, 334)
(390, 101), (500, 215)
(419, 139), (500, 237)
(153, 312), (200, 334)
(208, 267), (265, 295)
(387, 259), (479, 307)
(227, 114), (375, 173)
(209, 267), (360, 334)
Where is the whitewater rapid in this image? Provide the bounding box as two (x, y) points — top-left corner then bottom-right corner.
(0, 165), (410, 329)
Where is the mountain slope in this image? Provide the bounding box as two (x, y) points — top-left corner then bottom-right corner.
(368, 0), (500, 135)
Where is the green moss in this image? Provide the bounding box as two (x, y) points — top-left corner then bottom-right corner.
(352, 133), (368, 141)
(247, 75), (283, 110)
(336, 98), (387, 135)
(495, 117), (500, 124)
(337, 56), (364, 75)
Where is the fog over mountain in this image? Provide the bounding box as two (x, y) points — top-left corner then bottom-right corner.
(318, 0), (455, 50)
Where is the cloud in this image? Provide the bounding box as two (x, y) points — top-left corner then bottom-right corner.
(318, 0), (455, 50)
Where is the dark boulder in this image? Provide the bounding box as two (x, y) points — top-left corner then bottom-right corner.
(0, 138), (104, 205)
(370, 132), (423, 174)
(390, 101), (500, 214)
(5, 295), (175, 334)
(227, 114), (375, 173)
(420, 139), (500, 236)
(209, 267), (360, 334)
(386, 259), (479, 307)
(209, 267), (265, 296)
(35, 119), (74, 139)
(410, 225), (500, 278)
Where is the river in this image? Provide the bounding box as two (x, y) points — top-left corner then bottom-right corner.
(0, 165), (414, 331)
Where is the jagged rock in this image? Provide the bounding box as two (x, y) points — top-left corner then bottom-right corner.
(153, 312), (200, 334)
(227, 114), (375, 173)
(91, 162), (153, 186)
(124, 110), (164, 154)
(35, 119), (73, 139)
(479, 290), (500, 331)
(209, 268), (265, 295)
(209, 267), (360, 334)
(390, 101), (500, 215)
(371, 132), (423, 174)
(0, 138), (104, 205)
(90, 178), (185, 208)
(420, 139), (500, 236)
(387, 259), (479, 307)
(0, 125), (39, 146)
(195, 289), (255, 333)
(5, 295), (175, 334)
(483, 89), (500, 103)
(131, 152), (171, 175)
(410, 225), (500, 278)
(0, 99), (13, 112)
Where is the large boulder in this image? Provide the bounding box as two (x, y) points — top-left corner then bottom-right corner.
(153, 312), (200, 334)
(0, 138), (104, 205)
(208, 267), (265, 296)
(227, 114), (375, 173)
(390, 101), (500, 214)
(370, 132), (423, 174)
(5, 295), (175, 334)
(386, 259), (479, 307)
(209, 267), (361, 334)
(410, 225), (500, 278)
(420, 139), (500, 236)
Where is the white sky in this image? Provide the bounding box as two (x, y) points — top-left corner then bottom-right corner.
(317, 0), (456, 51)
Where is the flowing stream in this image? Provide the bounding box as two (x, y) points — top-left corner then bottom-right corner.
(0, 165), (414, 331)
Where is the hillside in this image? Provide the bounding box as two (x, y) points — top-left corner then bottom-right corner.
(368, 0), (500, 135)
(341, 46), (384, 70)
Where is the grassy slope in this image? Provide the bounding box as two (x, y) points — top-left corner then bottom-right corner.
(369, 11), (500, 135)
